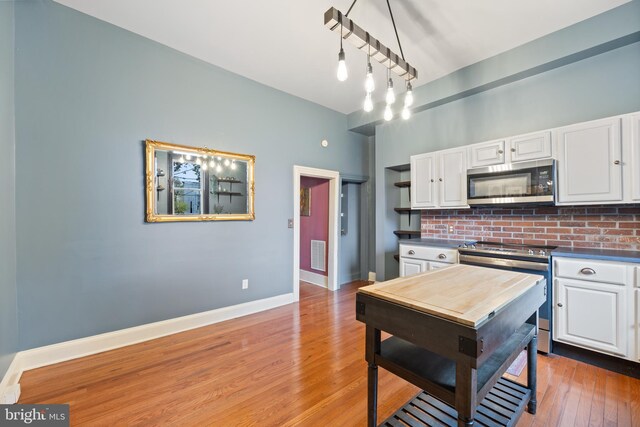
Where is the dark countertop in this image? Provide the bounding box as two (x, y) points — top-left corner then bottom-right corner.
(398, 238), (475, 249)
(552, 247), (640, 263)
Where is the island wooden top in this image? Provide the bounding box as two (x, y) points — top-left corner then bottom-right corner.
(358, 264), (545, 327)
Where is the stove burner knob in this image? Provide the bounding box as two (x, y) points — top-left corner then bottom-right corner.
(460, 244), (468, 248)
(470, 244), (476, 249)
(528, 249), (534, 255)
(539, 250), (546, 256)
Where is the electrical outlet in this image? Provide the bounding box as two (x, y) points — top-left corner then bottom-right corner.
(242, 279), (249, 290)
(287, 219), (293, 228)
(448, 224), (454, 233)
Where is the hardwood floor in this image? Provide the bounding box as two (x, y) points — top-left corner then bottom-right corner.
(19, 281), (640, 426)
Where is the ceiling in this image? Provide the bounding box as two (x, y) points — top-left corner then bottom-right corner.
(54, 0), (629, 115)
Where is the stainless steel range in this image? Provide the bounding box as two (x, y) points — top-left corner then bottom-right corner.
(458, 241), (555, 353)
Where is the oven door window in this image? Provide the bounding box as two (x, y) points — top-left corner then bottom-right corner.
(469, 173), (532, 199)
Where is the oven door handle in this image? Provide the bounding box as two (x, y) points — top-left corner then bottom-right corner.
(459, 254), (549, 271)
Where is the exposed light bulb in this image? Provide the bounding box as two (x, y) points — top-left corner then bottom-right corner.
(404, 82), (414, 107)
(231, 161), (237, 170)
(185, 154), (192, 160)
(195, 157), (202, 165)
(209, 159), (215, 168)
(216, 156), (222, 161)
(385, 79), (395, 105)
(363, 93), (373, 112)
(384, 105), (393, 121)
(216, 164), (222, 173)
(365, 62), (375, 93)
(402, 107), (411, 120)
(337, 48), (348, 82)
(179, 156), (185, 163)
(201, 162), (208, 171)
(224, 159), (231, 167)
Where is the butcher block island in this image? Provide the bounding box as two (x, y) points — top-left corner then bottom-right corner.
(356, 264), (546, 427)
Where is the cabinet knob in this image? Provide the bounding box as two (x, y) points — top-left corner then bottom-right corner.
(408, 250), (415, 255)
(430, 179), (434, 183)
(614, 160), (620, 165)
(498, 150), (504, 154)
(439, 178), (443, 182)
(557, 303), (563, 308)
(579, 267), (596, 275)
(511, 148), (516, 152)
(438, 253), (447, 259)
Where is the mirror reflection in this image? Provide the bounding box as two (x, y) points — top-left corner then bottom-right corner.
(146, 140), (255, 222)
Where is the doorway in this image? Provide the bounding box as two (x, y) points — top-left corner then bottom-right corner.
(292, 166), (340, 301)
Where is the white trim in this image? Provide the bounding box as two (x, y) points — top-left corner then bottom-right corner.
(0, 357), (22, 404)
(293, 166), (340, 301)
(0, 293), (294, 394)
(299, 269), (328, 288)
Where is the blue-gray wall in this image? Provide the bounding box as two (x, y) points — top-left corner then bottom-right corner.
(14, 0), (368, 350)
(0, 0), (18, 379)
(372, 3), (640, 280)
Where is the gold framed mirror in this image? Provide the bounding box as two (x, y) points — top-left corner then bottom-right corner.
(145, 139), (255, 222)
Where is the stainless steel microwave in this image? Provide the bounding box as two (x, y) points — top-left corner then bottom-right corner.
(467, 159), (555, 206)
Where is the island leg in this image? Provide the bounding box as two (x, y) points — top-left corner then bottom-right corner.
(526, 335), (538, 414)
(455, 360), (477, 427)
(366, 326), (381, 427)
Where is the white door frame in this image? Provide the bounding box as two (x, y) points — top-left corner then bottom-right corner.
(293, 165), (340, 301)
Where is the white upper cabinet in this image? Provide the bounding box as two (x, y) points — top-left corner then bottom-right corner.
(469, 139), (506, 168)
(631, 113), (640, 201)
(556, 117), (623, 204)
(438, 149), (467, 207)
(508, 131), (552, 162)
(410, 153), (437, 208)
(411, 148), (467, 209)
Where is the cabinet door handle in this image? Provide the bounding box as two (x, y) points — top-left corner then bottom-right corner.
(511, 148), (516, 152)
(408, 250), (415, 255)
(557, 303), (563, 308)
(430, 179), (434, 183)
(579, 267), (596, 275)
(498, 150), (504, 154)
(614, 160), (620, 165)
(439, 178), (443, 182)
(438, 253), (447, 259)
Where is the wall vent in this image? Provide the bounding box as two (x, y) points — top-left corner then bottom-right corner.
(311, 240), (326, 272)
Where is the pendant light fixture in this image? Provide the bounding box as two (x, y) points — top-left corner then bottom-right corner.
(326, 2), (417, 120)
(384, 104), (393, 121)
(336, 18), (348, 82)
(402, 79), (413, 120)
(404, 80), (414, 107)
(385, 61), (395, 105)
(364, 41), (374, 93)
(363, 92), (373, 112)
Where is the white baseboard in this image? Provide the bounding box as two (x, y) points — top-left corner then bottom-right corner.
(299, 269), (328, 288)
(0, 356), (22, 404)
(0, 292), (295, 397)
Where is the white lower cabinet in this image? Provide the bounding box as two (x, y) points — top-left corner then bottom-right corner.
(429, 261), (450, 270)
(399, 244), (458, 277)
(554, 278), (627, 357)
(636, 289), (640, 361)
(553, 257), (638, 361)
(400, 258), (428, 277)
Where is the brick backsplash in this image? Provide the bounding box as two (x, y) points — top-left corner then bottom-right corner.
(421, 206), (640, 251)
